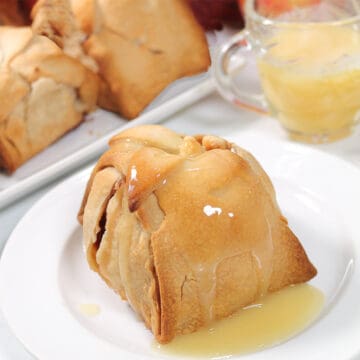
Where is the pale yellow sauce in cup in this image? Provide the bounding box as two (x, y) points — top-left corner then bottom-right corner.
(258, 26), (360, 142)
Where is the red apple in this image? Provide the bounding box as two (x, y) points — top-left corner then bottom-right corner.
(238, 0), (321, 16)
(23, 0), (37, 12)
(189, 0), (244, 30)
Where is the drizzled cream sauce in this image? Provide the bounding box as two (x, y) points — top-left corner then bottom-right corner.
(156, 284), (324, 358)
(78, 303), (101, 317)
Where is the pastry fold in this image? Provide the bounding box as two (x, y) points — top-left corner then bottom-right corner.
(71, 0), (211, 119)
(0, 0), (98, 172)
(78, 125), (317, 343)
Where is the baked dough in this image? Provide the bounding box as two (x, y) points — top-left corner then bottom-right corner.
(0, 0), (98, 172)
(78, 125), (317, 344)
(71, 0), (211, 119)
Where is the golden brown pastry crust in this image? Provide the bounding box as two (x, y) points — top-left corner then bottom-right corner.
(79, 125), (317, 343)
(0, 0), (98, 172)
(71, 0), (211, 119)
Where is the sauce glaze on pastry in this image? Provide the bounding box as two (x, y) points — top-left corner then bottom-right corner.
(78, 125), (317, 343)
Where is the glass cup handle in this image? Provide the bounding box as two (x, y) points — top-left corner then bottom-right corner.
(213, 30), (268, 114)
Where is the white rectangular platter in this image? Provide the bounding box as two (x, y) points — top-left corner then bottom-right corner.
(0, 75), (215, 209)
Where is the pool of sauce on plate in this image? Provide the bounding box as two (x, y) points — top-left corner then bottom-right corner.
(78, 303), (101, 317)
(156, 284), (324, 358)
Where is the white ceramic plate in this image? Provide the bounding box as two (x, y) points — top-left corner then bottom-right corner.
(0, 133), (359, 360)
